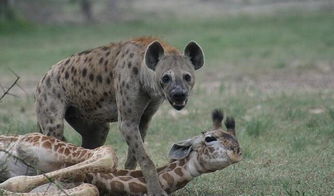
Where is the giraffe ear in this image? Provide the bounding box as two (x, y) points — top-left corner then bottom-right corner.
(168, 139), (193, 160)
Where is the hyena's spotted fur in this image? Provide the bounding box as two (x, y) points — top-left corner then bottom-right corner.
(35, 37), (204, 195)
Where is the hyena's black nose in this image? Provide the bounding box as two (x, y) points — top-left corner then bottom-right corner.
(171, 90), (187, 102)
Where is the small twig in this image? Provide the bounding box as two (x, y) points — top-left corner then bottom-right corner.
(7, 68), (29, 97)
(0, 73), (20, 101)
(0, 83), (16, 97)
(0, 149), (69, 196)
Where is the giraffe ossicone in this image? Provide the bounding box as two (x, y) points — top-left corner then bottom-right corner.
(0, 109), (241, 195)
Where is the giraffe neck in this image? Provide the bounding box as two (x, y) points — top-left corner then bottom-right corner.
(86, 155), (209, 195)
(184, 152), (214, 177)
(157, 158), (195, 193)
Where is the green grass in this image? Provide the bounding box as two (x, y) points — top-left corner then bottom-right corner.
(0, 11), (334, 195)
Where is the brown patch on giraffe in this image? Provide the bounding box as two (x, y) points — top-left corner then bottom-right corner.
(80, 150), (89, 158)
(42, 141), (52, 149)
(208, 146), (215, 153)
(129, 170), (143, 178)
(31, 136), (41, 143)
(58, 147), (64, 154)
(72, 151), (79, 157)
(162, 173), (174, 187)
(54, 142), (64, 150)
(176, 180), (189, 189)
(168, 162), (177, 170)
(95, 179), (109, 191)
(178, 159), (186, 166)
(174, 167), (184, 177)
(115, 170), (129, 176)
(41, 136), (48, 141)
(110, 180), (124, 191)
(99, 173), (113, 179)
(138, 177), (146, 183)
(64, 148), (71, 156)
(128, 181), (147, 193)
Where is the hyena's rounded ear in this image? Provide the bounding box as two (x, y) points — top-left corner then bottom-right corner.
(184, 41), (204, 70)
(145, 41), (165, 71)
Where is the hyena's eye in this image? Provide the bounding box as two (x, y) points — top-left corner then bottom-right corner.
(183, 73), (192, 82)
(162, 74), (171, 84)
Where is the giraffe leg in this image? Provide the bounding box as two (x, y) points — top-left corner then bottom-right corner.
(0, 183), (99, 196)
(0, 145), (117, 193)
(65, 106), (110, 149)
(1, 133), (94, 181)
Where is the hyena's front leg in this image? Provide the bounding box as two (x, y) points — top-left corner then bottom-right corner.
(120, 120), (166, 196)
(118, 103), (167, 195)
(125, 100), (162, 169)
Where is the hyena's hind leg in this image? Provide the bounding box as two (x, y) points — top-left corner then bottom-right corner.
(36, 91), (66, 141)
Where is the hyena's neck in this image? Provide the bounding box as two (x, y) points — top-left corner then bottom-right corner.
(139, 62), (164, 99)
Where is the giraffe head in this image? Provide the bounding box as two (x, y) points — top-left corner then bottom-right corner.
(168, 109), (242, 174)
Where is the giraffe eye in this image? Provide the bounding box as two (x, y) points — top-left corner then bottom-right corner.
(205, 136), (217, 143)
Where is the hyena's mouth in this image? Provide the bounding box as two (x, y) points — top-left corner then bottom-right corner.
(168, 98), (188, 110)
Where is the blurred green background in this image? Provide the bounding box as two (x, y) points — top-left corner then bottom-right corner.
(0, 0), (334, 195)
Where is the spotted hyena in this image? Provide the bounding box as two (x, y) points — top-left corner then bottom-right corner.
(35, 37), (204, 195)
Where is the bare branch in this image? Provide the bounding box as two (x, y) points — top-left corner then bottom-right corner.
(0, 73), (20, 101)
(8, 68), (28, 97)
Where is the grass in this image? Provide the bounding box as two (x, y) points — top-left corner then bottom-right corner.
(0, 11), (334, 195)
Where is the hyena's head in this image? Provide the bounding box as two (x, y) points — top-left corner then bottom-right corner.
(144, 41), (204, 110)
